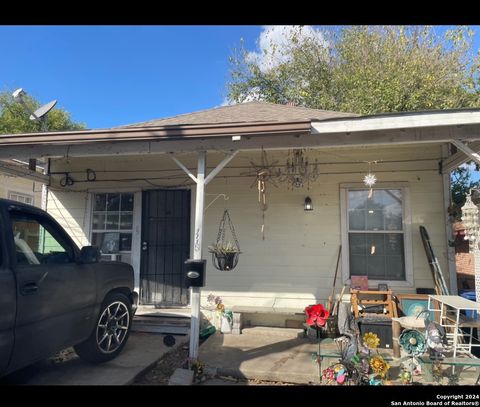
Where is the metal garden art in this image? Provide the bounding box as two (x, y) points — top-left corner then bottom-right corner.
(398, 328), (427, 384)
(321, 331), (392, 385)
(208, 209), (241, 271)
(305, 303), (330, 382)
(242, 148), (279, 240)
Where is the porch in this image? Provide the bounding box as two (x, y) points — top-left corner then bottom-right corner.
(3, 101), (480, 362)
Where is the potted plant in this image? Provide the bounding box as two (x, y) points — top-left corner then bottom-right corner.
(208, 241), (241, 271)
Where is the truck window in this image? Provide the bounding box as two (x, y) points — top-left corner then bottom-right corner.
(10, 212), (74, 265)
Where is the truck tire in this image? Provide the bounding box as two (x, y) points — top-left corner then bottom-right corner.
(74, 293), (132, 363)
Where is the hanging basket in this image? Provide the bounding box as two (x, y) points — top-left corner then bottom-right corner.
(208, 209), (241, 271)
(212, 251), (240, 271)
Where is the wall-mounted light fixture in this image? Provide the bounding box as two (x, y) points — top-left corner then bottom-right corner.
(304, 196), (313, 211)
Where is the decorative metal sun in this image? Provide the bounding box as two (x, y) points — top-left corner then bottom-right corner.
(241, 148), (279, 190)
(363, 173), (377, 188)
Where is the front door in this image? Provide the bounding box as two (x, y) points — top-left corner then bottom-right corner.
(140, 190), (190, 306)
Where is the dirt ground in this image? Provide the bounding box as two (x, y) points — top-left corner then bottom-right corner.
(132, 343), (190, 385)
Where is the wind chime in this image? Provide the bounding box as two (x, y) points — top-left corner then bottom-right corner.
(242, 148), (278, 240)
(363, 160), (378, 198)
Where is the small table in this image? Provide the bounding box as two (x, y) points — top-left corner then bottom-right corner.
(428, 295), (480, 359)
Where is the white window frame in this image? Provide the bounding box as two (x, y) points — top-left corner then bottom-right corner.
(85, 189), (142, 292)
(339, 182), (413, 288)
(8, 191), (34, 205)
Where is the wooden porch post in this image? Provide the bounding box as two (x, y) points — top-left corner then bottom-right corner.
(442, 144), (458, 294)
(190, 150), (206, 360)
(171, 150), (238, 361)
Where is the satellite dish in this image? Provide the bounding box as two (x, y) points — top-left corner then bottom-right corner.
(30, 100), (57, 121)
(12, 88), (26, 99)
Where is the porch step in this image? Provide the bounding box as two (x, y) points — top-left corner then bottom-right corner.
(240, 326), (305, 339)
(132, 315), (190, 335)
(135, 305), (191, 318)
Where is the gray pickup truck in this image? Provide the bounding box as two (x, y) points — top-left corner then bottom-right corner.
(0, 198), (138, 377)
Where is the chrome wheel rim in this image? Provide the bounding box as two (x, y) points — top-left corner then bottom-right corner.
(96, 301), (130, 354)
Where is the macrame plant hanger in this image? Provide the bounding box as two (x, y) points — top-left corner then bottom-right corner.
(211, 209), (241, 271)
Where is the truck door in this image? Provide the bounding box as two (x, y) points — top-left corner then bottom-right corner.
(0, 209), (16, 375)
(7, 209), (96, 372)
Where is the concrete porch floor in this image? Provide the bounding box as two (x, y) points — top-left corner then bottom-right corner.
(198, 327), (322, 384)
(198, 327), (480, 385)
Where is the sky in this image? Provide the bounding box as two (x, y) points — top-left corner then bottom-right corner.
(1, 25), (480, 130)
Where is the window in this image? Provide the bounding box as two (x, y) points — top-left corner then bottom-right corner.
(346, 188), (406, 281)
(9, 191), (34, 205)
(91, 193), (134, 263)
(10, 212), (74, 265)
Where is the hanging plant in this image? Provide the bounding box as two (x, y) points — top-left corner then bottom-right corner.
(208, 209), (241, 271)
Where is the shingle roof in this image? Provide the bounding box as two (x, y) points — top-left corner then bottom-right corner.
(118, 101), (357, 128)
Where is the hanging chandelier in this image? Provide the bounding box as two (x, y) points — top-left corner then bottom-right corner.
(277, 149), (320, 189)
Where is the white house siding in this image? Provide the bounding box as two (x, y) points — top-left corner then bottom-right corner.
(46, 143), (449, 311)
(46, 190), (90, 248)
(0, 173), (42, 206)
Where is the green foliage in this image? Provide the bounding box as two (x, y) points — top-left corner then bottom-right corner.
(227, 26), (480, 113)
(208, 241), (240, 254)
(0, 90), (85, 134)
(450, 166), (480, 220)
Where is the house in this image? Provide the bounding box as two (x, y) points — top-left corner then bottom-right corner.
(2, 101), (480, 357)
(0, 162), (42, 207)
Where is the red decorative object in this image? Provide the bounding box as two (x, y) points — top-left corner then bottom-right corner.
(305, 303), (330, 328)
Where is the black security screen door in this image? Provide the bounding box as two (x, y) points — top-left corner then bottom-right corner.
(140, 190), (191, 306)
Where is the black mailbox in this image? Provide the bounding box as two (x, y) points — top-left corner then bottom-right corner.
(185, 259), (206, 287)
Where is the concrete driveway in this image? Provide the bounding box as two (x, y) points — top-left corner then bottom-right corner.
(0, 332), (187, 385)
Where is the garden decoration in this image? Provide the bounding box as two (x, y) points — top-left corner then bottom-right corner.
(305, 303), (330, 382)
(321, 363), (359, 385)
(399, 329), (427, 384)
(276, 149), (320, 189)
(322, 332), (391, 386)
(242, 148), (279, 240)
(336, 302), (359, 362)
(461, 189), (480, 303)
(417, 309), (450, 360)
(208, 209), (241, 271)
(363, 160), (378, 198)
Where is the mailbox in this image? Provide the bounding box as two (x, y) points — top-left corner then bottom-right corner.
(185, 259), (206, 287)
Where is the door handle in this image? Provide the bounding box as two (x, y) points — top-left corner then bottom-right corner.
(21, 282), (38, 295)
(142, 241), (148, 251)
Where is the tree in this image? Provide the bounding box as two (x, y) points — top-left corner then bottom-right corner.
(227, 26), (480, 113)
(450, 166), (480, 220)
(0, 90), (85, 134)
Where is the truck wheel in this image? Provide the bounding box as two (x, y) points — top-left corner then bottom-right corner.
(75, 293), (132, 363)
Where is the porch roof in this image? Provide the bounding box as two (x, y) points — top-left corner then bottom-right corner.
(1, 102), (480, 163)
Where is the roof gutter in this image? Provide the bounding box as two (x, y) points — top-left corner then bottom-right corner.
(312, 110), (480, 134)
(0, 121), (311, 146)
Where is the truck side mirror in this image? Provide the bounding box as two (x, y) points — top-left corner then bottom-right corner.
(79, 246), (101, 264)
